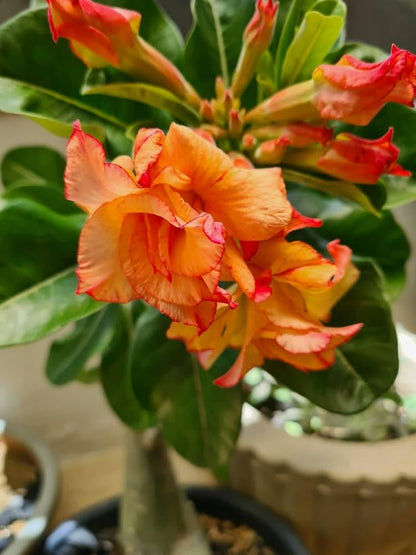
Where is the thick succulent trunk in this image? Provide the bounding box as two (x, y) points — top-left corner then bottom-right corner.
(120, 426), (211, 555)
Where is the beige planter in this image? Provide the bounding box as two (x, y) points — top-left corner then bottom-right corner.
(231, 412), (416, 555)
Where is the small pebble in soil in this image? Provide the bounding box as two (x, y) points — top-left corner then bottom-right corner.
(43, 516), (278, 555)
(199, 514), (276, 555)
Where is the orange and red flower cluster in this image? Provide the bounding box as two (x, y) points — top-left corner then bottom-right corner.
(65, 122), (362, 386)
(49, 0), (415, 386)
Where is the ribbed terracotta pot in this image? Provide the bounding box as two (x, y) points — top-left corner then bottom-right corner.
(230, 414), (416, 555)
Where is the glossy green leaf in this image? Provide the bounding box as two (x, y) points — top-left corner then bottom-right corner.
(381, 174), (416, 208)
(0, 77), (110, 140)
(46, 307), (115, 385)
(280, 4), (346, 87)
(130, 305), (175, 410)
(2, 185), (79, 215)
(130, 305), (243, 470)
(82, 81), (200, 126)
(0, 198), (83, 300)
(256, 51), (276, 101)
(98, 0), (184, 67)
(324, 41), (388, 64)
(283, 169), (385, 214)
(185, 0), (255, 97)
(274, 0), (316, 88)
(288, 186), (410, 299)
(265, 261), (398, 414)
(100, 304), (157, 430)
(0, 8), (142, 154)
(155, 351), (243, 472)
(0, 268), (103, 347)
(1, 146), (65, 190)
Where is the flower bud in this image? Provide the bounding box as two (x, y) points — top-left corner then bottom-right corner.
(231, 0), (279, 98)
(245, 80), (318, 124)
(228, 109), (244, 138)
(312, 45), (416, 125)
(200, 100), (215, 122)
(242, 133), (257, 150)
(282, 128), (410, 184)
(253, 137), (291, 165)
(246, 45), (416, 126)
(47, 0), (201, 109)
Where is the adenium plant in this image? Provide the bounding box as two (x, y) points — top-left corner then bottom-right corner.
(0, 0), (415, 551)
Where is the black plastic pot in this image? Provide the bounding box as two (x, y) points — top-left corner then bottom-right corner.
(40, 486), (309, 554)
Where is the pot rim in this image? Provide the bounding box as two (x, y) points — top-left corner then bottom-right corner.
(42, 486), (310, 555)
(239, 417), (416, 484)
(2, 421), (59, 555)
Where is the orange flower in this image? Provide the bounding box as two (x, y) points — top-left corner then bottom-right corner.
(65, 122), (233, 330)
(168, 233), (362, 387)
(65, 122), (293, 330)
(282, 128), (410, 184)
(142, 123), (292, 241)
(245, 46), (416, 126)
(46, 0), (200, 107)
(313, 45), (416, 125)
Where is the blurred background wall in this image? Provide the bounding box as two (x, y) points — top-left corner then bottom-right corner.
(0, 0), (415, 458)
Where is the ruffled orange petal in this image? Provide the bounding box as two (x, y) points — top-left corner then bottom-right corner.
(65, 122), (138, 213)
(203, 166), (291, 241)
(162, 123), (232, 188)
(163, 124), (292, 240)
(260, 321), (363, 370)
(303, 244), (360, 321)
(76, 200), (136, 303)
(213, 343), (263, 387)
(120, 214), (222, 307)
(253, 238), (334, 287)
(76, 190), (178, 302)
(283, 208), (322, 236)
(133, 128), (164, 187)
(276, 330), (331, 354)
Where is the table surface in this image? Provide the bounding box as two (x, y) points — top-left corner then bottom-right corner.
(53, 445), (216, 526)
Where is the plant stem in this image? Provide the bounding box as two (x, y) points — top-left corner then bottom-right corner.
(120, 426), (211, 555)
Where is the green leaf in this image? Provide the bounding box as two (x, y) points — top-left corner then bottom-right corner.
(381, 174), (416, 208)
(130, 305), (243, 470)
(322, 213), (409, 300)
(256, 51), (276, 101)
(283, 168), (385, 214)
(0, 8), (142, 155)
(155, 351), (243, 472)
(130, 306), (175, 410)
(100, 305), (157, 430)
(1, 146), (65, 190)
(98, 0), (184, 67)
(324, 41), (388, 64)
(265, 261), (398, 414)
(46, 306), (115, 385)
(0, 268), (103, 347)
(288, 186), (410, 299)
(0, 198), (83, 300)
(2, 185), (80, 215)
(184, 0), (255, 97)
(82, 81), (200, 126)
(280, 4), (346, 87)
(274, 0), (316, 88)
